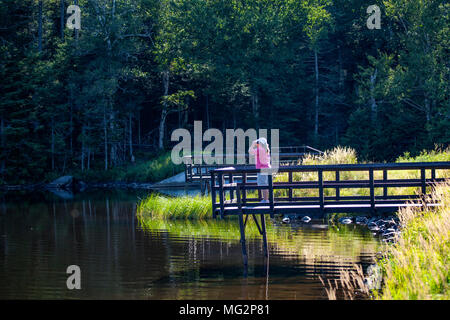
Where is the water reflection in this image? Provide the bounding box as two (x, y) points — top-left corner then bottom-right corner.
(0, 190), (380, 299)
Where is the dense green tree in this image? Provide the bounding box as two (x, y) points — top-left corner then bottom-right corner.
(0, 0), (448, 183)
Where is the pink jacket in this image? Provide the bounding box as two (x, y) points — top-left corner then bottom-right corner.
(249, 145), (271, 169)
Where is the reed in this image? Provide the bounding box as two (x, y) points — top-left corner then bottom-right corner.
(319, 264), (370, 300)
(374, 182), (450, 300)
(137, 194), (212, 220)
(321, 182), (450, 300)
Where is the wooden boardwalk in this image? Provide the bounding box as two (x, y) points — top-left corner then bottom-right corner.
(210, 162), (450, 265)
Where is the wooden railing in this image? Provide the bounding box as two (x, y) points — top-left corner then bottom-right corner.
(183, 145), (323, 183)
(210, 162), (450, 218)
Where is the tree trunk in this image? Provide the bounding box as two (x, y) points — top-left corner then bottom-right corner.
(62, 152), (66, 173)
(370, 68), (378, 125)
(159, 109), (168, 150)
(137, 111), (141, 145)
(0, 117), (4, 178)
(104, 106), (108, 171)
(158, 70), (170, 150)
(60, 0), (65, 40)
(335, 124), (339, 145)
(425, 98), (431, 123)
(87, 148), (91, 170)
(109, 112), (116, 168)
(314, 49), (319, 142)
(338, 44), (344, 91)
(51, 119), (55, 171)
(74, 0), (79, 42)
(251, 89), (259, 129)
(183, 96), (189, 127)
(205, 94), (210, 129)
(129, 113), (133, 159)
(81, 125), (85, 171)
(69, 85), (74, 158)
(38, 0), (43, 52)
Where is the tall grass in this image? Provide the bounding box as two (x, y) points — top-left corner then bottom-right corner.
(302, 146), (358, 166)
(374, 182), (450, 300)
(137, 194), (212, 220)
(322, 182), (450, 300)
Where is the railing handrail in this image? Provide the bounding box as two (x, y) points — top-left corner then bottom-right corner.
(182, 152), (320, 160)
(211, 161), (450, 174)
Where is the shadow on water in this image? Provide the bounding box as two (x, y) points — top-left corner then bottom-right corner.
(0, 189), (380, 299)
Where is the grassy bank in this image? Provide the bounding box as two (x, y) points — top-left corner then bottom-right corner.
(374, 183), (449, 299)
(43, 152), (184, 184)
(323, 183), (449, 300)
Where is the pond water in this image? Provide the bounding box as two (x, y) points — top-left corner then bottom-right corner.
(0, 190), (380, 299)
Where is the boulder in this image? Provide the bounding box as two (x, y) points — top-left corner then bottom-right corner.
(301, 216), (312, 223)
(339, 217), (353, 224)
(48, 176), (74, 190)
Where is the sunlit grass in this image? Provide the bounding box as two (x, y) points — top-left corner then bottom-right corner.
(374, 183), (450, 300)
(137, 194), (212, 220)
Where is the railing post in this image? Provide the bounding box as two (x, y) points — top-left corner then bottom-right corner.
(237, 184), (243, 213)
(431, 168), (436, 181)
(218, 173), (225, 219)
(243, 172), (247, 204)
(369, 168), (375, 212)
(229, 173), (234, 202)
(288, 171), (293, 202)
(269, 174), (274, 219)
(260, 213), (269, 258)
(318, 169), (324, 211)
(421, 167), (426, 194)
(383, 169), (388, 199)
(211, 172), (217, 218)
(236, 184), (248, 266)
(335, 170), (340, 201)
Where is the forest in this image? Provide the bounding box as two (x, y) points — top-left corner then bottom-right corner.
(0, 0), (448, 184)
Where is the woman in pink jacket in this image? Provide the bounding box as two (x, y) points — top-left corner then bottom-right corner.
(248, 138), (271, 203)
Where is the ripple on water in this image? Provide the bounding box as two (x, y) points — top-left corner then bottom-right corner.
(0, 193), (381, 299)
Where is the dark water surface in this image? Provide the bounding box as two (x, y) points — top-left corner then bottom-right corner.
(0, 190), (380, 299)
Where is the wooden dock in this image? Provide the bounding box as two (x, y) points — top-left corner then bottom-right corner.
(210, 162), (450, 265)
